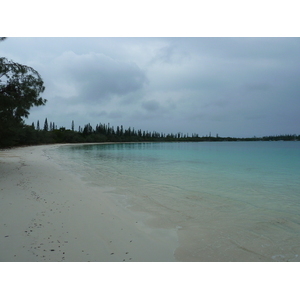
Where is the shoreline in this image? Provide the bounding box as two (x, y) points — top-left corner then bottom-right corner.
(0, 144), (178, 262)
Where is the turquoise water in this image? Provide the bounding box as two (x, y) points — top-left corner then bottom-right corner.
(53, 142), (300, 261)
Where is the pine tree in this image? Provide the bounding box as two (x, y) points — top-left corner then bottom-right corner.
(44, 118), (48, 131)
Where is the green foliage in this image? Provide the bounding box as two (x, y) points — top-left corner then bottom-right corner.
(43, 118), (48, 131)
(0, 56), (47, 147)
(2, 116), (300, 147)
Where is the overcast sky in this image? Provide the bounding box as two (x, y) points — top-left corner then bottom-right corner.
(1, 37), (300, 137)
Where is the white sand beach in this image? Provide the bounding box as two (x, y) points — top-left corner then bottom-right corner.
(0, 144), (178, 262)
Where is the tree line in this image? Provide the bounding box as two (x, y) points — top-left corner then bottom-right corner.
(2, 117), (298, 147)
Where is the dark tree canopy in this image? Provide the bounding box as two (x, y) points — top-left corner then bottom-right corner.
(0, 56), (47, 146)
(0, 57), (47, 119)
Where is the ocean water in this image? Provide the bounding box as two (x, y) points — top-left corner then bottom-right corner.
(51, 142), (300, 261)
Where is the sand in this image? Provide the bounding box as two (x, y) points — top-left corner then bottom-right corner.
(0, 144), (178, 262)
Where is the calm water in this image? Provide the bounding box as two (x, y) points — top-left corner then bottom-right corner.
(52, 142), (300, 261)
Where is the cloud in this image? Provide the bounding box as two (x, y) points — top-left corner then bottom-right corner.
(142, 100), (161, 112)
(2, 37), (300, 137)
(52, 51), (148, 103)
(244, 82), (272, 92)
(150, 43), (189, 65)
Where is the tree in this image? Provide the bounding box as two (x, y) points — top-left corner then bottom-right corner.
(43, 118), (48, 131)
(0, 54), (47, 146)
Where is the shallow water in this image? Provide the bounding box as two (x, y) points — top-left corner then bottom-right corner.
(51, 142), (300, 261)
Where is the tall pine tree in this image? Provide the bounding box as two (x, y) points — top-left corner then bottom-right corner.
(43, 118), (48, 131)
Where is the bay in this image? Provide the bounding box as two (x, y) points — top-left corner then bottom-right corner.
(51, 141), (300, 261)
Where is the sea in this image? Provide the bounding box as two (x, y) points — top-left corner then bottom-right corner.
(49, 141), (300, 261)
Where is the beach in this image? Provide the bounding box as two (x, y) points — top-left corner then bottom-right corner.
(2, 142), (300, 262)
(0, 144), (178, 262)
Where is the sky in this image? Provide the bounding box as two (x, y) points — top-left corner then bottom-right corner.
(2, 1), (300, 295)
(1, 37), (300, 138)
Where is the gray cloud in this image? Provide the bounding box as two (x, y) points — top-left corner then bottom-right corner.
(244, 82), (272, 92)
(53, 51), (147, 103)
(142, 100), (161, 112)
(1, 37), (300, 137)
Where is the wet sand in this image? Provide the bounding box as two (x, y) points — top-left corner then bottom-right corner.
(0, 144), (178, 262)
